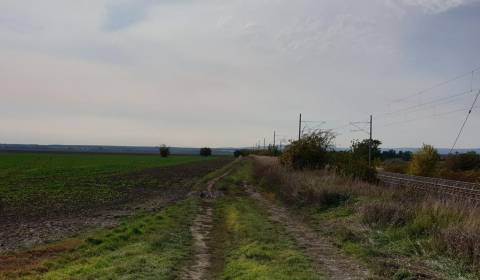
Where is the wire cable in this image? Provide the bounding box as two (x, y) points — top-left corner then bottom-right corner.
(378, 89), (475, 118)
(449, 90), (480, 154)
(380, 107), (471, 128)
(390, 66), (480, 104)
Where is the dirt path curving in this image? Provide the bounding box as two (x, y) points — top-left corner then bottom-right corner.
(245, 184), (370, 280)
(181, 171), (230, 280)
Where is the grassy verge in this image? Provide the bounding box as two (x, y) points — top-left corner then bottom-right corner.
(2, 198), (198, 280)
(252, 156), (480, 279)
(211, 161), (324, 280)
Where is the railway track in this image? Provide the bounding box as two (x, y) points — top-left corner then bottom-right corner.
(378, 171), (480, 201)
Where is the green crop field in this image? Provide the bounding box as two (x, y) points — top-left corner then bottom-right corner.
(0, 152), (220, 218)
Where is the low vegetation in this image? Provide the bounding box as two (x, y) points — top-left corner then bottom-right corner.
(211, 162), (323, 280)
(252, 156), (480, 279)
(380, 144), (480, 183)
(2, 198), (198, 279)
(0, 152), (220, 220)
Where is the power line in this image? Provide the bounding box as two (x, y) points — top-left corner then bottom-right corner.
(449, 90), (480, 154)
(378, 89), (476, 118)
(390, 66), (480, 104)
(379, 107), (471, 128)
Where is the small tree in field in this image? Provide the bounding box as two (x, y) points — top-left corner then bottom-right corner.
(200, 147), (212, 157)
(280, 130), (335, 169)
(159, 144), (170, 158)
(408, 144), (439, 176)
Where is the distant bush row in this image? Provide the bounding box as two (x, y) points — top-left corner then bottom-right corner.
(158, 145), (213, 157)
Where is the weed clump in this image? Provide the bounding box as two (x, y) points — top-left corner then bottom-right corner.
(439, 223), (480, 266)
(361, 202), (412, 228)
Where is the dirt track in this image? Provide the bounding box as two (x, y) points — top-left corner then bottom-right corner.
(246, 184), (370, 280)
(181, 170), (231, 280)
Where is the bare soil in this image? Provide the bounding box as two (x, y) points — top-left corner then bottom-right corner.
(0, 158), (232, 254)
(181, 170), (231, 280)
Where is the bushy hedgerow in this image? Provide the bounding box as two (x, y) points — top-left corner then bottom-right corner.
(280, 130), (335, 170)
(328, 151), (378, 183)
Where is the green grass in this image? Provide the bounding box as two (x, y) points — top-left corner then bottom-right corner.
(250, 157), (480, 279)
(11, 198), (199, 280)
(212, 162), (324, 280)
(300, 201), (480, 279)
(0, 152), (217, 215)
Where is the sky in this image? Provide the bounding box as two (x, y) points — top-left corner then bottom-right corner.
(1, 0), (480, 148)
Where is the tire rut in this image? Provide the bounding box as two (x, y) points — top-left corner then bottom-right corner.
(181, 171), (230, 280)
(245, 184), (370, 280)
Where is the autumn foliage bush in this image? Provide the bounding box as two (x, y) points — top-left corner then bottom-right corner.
(408, 144), (439, 176)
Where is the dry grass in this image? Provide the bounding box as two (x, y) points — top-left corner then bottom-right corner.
(253, 156), (386, 206)
(251, 155), (480, 273)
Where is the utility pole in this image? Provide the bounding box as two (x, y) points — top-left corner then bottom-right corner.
(263, 138), (266, 150)
(273, 131), (276, 148)
(298, 113), (302, 141)
(369, 115), (373, 167)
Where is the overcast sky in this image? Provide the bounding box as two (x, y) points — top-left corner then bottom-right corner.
(1, 0), (480, 148)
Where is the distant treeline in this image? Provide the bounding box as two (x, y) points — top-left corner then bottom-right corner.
(0, 144), (235, 156)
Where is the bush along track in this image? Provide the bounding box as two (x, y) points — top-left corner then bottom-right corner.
(252, 156), (480, 279)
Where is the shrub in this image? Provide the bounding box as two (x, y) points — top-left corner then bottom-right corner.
(199, 147), (212, 157)
(234, 149), (252, 158)
(329, 152), (378, 183)
(159, 145), (170, 157)
(351, 138), (382, 162)
(444, 151), (480, 171)
(383, 159), (408, 173)
(280, 130), (335, 170)
(408, 144), (439, 176)
(438, 169), (480, 183)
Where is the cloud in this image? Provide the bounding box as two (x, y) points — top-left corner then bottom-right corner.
(0, 0), (479, 148)
(398, 0), (474, 13)
(104, 0), (156, 31)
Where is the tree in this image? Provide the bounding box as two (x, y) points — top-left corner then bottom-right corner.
(408, 144), (439, 176)
(200, 147), (212, 157)
(280, 130), (335, 169)
(398, 151), (413, 161)
(351, 139), (382, 162)
(159, 144), (170, 157)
